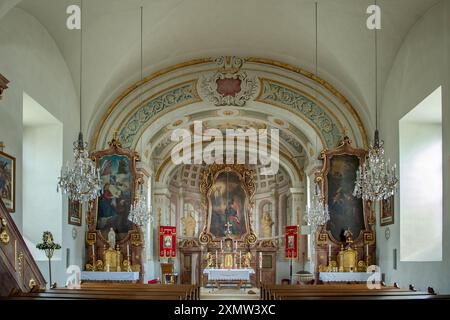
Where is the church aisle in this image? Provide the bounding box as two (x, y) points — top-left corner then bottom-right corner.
(200, 287), (260, 300)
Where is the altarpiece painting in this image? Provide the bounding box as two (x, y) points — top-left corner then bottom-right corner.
(199, 164), (257, 246)
(316, 136), (375, 271)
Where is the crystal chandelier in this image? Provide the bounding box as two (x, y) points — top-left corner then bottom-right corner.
(304, 185), (330, 231)
(129, 192), (152, 227)
(353, 130), (398, 201)
(57, 0), (102, 203)
(353, 6), (398, 202)
(57, 133), (102, 202)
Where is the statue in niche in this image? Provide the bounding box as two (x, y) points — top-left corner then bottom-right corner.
(108, 227), (116, 249)
(261, 211), (274, 238)
(181, 211), (196, 237)
(206, 252), (215, 268)
(242, 252), (252, 268)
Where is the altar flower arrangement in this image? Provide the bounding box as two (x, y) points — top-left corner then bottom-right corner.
(36, 231), (61, 288)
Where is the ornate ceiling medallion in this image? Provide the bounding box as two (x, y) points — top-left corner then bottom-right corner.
(199, 56), (258, 107)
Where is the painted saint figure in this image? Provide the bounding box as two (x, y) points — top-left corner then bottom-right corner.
(261, 211), (274, 238)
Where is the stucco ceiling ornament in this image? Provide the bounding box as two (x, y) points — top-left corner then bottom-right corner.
(199, 56), (258, 107)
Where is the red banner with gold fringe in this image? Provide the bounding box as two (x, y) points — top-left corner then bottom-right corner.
(285, 225), (298, 259)
(159, 226), (176, 258)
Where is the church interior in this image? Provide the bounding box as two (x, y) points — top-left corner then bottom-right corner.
(0, 0), (449, 302)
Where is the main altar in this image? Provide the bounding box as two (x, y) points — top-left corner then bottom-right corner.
(202, 221), (256, 289)
(178, 164), (276, 288)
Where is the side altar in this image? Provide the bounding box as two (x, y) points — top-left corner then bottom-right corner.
(84, 137), (144, 282)
(314, 137), (376, 280)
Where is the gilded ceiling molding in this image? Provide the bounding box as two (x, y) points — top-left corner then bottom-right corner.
(245, 57), (368, 147)
(198, 56), (259, 106)
(256, 78), (342, 147)
(118, 80), (201, 149)
(91, 56), (368, 151)
(91, 58), (212, 149)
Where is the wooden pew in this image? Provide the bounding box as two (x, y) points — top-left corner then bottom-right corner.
(9, 291), (184, 300)
(260, 283), (438, 300)
(79, 283), (200, 300)
(9, 283), (200, 300)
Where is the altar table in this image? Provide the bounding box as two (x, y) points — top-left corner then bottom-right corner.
(81, 271), (140, 283)
(203, 268), (255, 289)
(319, 272), (372, 283)
(203, 268), (255, 281)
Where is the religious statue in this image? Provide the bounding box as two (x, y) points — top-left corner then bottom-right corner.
(181, 211), (196, 237)
(261, 211), (274, 238)
(108, 228), (116, 249)
(242, 252), (252, 268)
(344, 228), (354, 246)
(206, 252), (215, 268)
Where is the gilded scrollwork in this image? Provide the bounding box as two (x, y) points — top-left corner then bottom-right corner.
(199, 56), (259, 107)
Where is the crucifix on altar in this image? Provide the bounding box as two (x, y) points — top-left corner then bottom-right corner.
(224, 221), (233, 239)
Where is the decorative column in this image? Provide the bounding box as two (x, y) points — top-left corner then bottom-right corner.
(154, 188), (171, 226)
(271, 188), (280, 237)
(178, 187), (184, 234)
(289, 187), (304, 227)
(304, 160), (323, 274)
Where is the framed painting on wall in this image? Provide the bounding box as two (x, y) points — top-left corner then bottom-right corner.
(68, 199), (82, 226)
(380, 196), (394, 226)
(0, 150), (15, 213)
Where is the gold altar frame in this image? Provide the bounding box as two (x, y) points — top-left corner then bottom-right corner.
(199, 164), (257, 246)
(87, 137), (142, 238)
(85, 137), (144, 278)
(316, 136), (375, 245)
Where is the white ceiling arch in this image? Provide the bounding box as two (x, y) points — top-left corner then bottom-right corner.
(6, 0), (442, 139)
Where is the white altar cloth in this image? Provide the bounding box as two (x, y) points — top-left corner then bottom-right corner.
(319, 272), (372, 283)
(203, 268), (255, 281)
(81, 271), (140, 282)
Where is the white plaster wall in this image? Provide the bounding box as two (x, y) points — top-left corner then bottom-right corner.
(399, 123), (442, 262)
(23, 124), (63, 261)
(0, 8), (82, 286)
(377, 0), (450, 293)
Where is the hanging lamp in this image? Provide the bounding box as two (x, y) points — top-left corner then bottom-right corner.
(129, 6), (151, 228)
(57, 0), (102, 203)
(353, 0), (398, 202)
(304, 1), (330, 231)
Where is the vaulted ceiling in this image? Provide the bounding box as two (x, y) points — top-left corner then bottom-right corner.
(1, 0), (442, 135)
